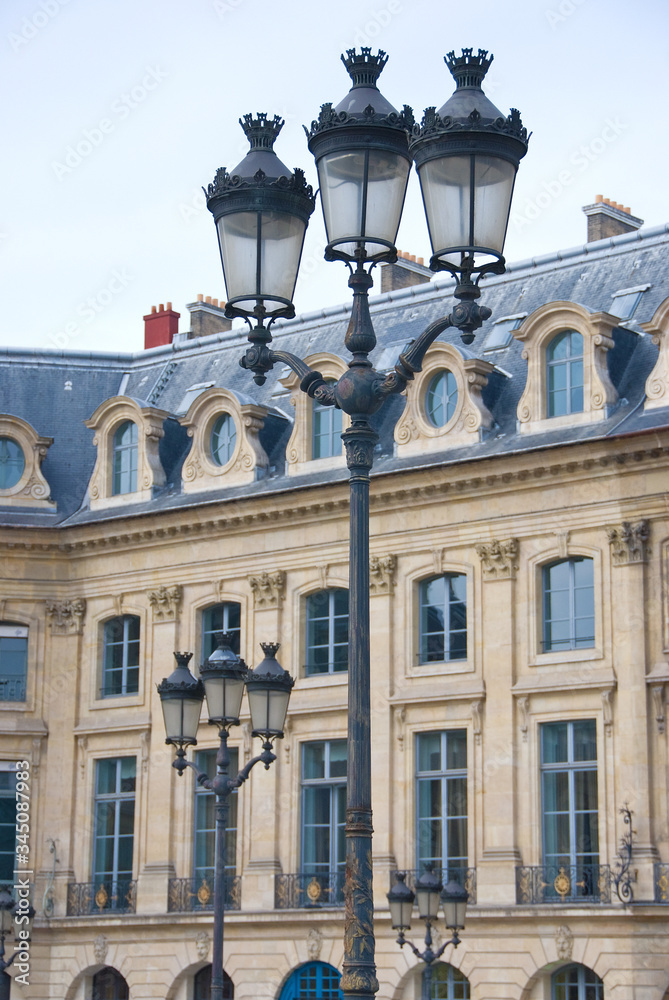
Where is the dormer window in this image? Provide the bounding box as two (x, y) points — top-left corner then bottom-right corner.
(210, 413), (237, 466)
(483, 314), (525, 352)
(313, 383), (342, 459)
(112, 421), (139, 495)
(425, 370), (458, 427)
(610, 284), (649, 320)
(547, 331), (584, 417)
(0, 416), (54, 509)
(0, 439), (25, 489)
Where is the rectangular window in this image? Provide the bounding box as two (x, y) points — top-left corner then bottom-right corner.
(541, 720), (599, 899)
(543, 558), (594, 652)
(313, 391), (343, 460)
(306, 590), (349, 675)
(102, 616), (140, 696)
(416, 731), (467, 880)
(0, 625), (28, 702)
(419, 575), (467, 664)
(0, 765), (17, 884)
(301, 740), (346, 893)
(201, 603), (241, 661)
(194, 747), (238, 892)
(93, 757), (136, 906)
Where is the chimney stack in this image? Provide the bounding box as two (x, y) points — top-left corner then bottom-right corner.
(380, 251), (433, 293)
(582, 196), (644, 242)
(143, 303), (180, 350)
(186, 296), (233, 339)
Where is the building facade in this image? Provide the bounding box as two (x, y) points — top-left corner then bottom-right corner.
(1, 206), (669, 999)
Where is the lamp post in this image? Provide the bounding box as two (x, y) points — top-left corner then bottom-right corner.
(205, 46), (527, 1000)
(387, 868), (468, 1000)
(158, 635), (294, 1000)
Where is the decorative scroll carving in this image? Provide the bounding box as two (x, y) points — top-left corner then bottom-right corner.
(476, 539), (518, 580)
(31, 737), (43, 779)
(555, 530), (570, 560)
(140, 731), (150, 773)
(112, 594), (124, 617)
(555, 925), (573, 961)
(607, 520), (650, 565)
(46, 598), (86, 635)
(517, 696), (529, 742)
(369, 554), (396, 594)
(93, 934), (108, 965)
(307, 927), (323, 960)
(643, 300), (669, 410)
(148, 585), (183, 621)
(471, 699), (483, 745)
(431, 548), (445, 575)
(249, 570), (286, 609)
(195, 930), (210, 960)
(0, 414), (55, 509)
(394, 706), (406, 752)
(77, 736), (88, 778)
(318, 564), (330, 590)
(651, 684), (665, 735)
(602, 688), (614, 736)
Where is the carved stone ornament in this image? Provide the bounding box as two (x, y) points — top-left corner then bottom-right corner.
(394, 706), (406, 752)
(517, 696), (530, 743)
(249, 570), (286, 609)
(555, 924), (573, 961)
(476, 538), (519, 580)
(0, 414), (55, 509)
(179, 386), (274, 492)
(651, 684), (665, 735)
(602, 688), (614, 736)
(513, 301), (618, 433)
(279, 353), (349, 476)
(471, 699), (483, 745)
(307, 927), (323, 961)
(46, 598), (87, 635)
(370, 554), (396, 594)
(643, 298), (669, 410)
(195, 930), (210, 961)
(148, 584), (183, 621)
(607, 520), (650, 565)
(394, 342), (495, 457)
(93, 933), (108, 965)
(85, 396), (168, 510)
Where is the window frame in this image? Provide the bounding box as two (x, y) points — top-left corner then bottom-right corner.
(425, 370), (459, 428)
(425, 963), (470, 1000)
(305, 589), (349, 676)
(415, 731), (468, 879)
(418, 573), (468, 665)
(0, 623), (28, 703)
(111, 420), (139, 496)
(542, 557), (595, 654)
(546, 330), (584, 418)
(92, 756), (137, 889)
(101, 615), (140, 698)
(201, 602), (242, 662)
(210, 412), (238, 468)
(551, 963), (604, 1000)
(300, 740), (347, 880)
(193, 747), (238, 906)
(312, 382), (343, 460)
(279, 962), (343, 1000)
(0, 764), (18, 884)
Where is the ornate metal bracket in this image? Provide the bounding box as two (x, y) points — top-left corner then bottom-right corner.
(612, 804), (636, 903)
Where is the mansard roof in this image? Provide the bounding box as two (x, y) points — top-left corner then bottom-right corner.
(1, 222), (669, 528)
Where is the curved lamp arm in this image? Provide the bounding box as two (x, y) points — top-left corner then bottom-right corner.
(172, 741), (277, 796)
(240, 345), (337, 406)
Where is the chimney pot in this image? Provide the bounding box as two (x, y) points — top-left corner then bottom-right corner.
(595, 194), (603, 203)
(623, 206), (630, 214)
(417, 257), (424, 266)
(409, 254), (416, 262)
(197, 293), (204, 302)
(166, 301), (172, 311)
(205, 296), (212, 304)
(151, 305), (157, 314)
(213, 298), (219, 307)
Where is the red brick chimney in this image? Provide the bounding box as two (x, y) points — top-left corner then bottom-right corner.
(143, 302), (180, 349)
(582, 196), (644, 242)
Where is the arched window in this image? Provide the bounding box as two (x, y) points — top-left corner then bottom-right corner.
(91, 967), (129, 1000)
(426, 370), (458, 427)
(426, 962), (470, 1000)
(279, 962), (343, 1000)
(112, 421), (138, 495)
(102, 616), (140, 697)
(418, 574), (467, 664)
(201, 602), (241, 660)
(305, 589), (348, 675)
(552, 963), (603, 999)
(312, 385), (342, 459)
(194, 964), (233, 999)
(547, 331), (584, 417)
(210, 413), (237, 467)
(542, 557), (594, 652)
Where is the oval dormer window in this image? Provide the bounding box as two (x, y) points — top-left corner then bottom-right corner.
(210, 414), (237, 467)
(426, 370), (458, 427)
(0, 438), (25, 490)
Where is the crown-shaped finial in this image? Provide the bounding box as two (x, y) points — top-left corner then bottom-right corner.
(445, 48), (493, 89)
(341, 47), (388, 88)
(239, 112), (284, 150)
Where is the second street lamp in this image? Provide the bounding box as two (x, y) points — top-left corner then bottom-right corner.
(158, 635), (294, 1000)
(205, 45), (528, 1000)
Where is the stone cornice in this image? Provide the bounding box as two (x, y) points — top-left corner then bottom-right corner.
(1, 434), (669, 555)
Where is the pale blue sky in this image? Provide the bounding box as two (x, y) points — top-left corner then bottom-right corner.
(1, 0), (666, 352)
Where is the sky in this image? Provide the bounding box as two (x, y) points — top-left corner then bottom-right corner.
(1, 0), (667, 354)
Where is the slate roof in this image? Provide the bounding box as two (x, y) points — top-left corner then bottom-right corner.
(1, 222), (668, 529)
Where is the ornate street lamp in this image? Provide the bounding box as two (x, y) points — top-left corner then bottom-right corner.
(388, 867), (468, 1000)
(158, 635), (294, 1000)
(205, 46), (528, 1000)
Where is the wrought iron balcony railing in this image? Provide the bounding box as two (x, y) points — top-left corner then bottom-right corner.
(67, 880), (136, 915)
(168, 874), (241, 912)
(654, 863), (669, 903)
(516, 864), (611, 904)
(390, 867), (477, 905)
(275, 871), (345, 908)
(0, 678), (26, 702)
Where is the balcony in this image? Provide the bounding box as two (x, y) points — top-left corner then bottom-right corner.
(654, 863), (669, 903)
(67, 880), (136, 915)
(516, 864), (612, 904)
(167, 875), (241, 912)
(275, 871), (345, 908)
(390, 867), (477, 905)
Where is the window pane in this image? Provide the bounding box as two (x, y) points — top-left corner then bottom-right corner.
(303, 743), (325, 780)
(329, 741), (347, 778)
(542, 723), (568, 764)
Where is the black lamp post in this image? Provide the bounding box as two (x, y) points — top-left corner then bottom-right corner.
(205, 46), (527, 1000)
(387, 868), (468, 1000)
(158, 635), (294, 1000)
